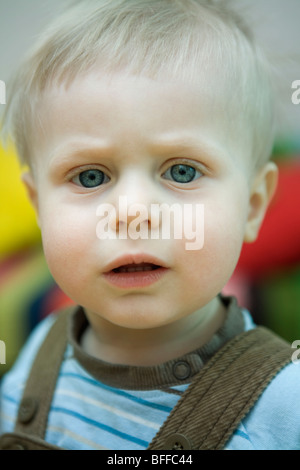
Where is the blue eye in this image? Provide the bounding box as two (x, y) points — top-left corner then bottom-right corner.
(73, 169), (109, 188)
(163, 164), (202, 183)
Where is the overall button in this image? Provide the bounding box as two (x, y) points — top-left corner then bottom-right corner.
(164, 433), (192, 450)
(18, 397), (38, 424)
(173, 361), (191, 380)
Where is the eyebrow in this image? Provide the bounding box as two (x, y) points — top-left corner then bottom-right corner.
(48, 135), (227, 172)
(147, 135), (228, 164)
(48, 141), (116, 170)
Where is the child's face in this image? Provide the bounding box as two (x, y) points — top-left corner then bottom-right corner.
(26, 71), (270, 330)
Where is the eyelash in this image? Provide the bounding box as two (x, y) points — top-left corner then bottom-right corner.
(68, 165), (110, 189)
(71, 168), (110, 188)
(69, 160), (204, 189)
(162, 161), (203, 184)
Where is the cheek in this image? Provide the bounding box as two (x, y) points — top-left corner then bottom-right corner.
(205, 203), (247, 266)
(39, 203), (98, 284)
(176, 200), (247, 295)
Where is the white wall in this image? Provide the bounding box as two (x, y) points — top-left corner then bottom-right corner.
(0, 0), (299, 139)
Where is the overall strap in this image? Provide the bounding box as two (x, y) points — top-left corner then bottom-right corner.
(1, 313), (292, 450)
(0, 307), (73, 450)
(148, 326), (292, 450)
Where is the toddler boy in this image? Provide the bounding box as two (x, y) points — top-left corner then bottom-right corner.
(1, 0), (299, 450)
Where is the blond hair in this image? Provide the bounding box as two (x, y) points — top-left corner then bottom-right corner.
(2, 0), (274, 169)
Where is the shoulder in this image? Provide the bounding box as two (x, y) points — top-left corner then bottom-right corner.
(0, 314), (57, 433)
(227, 309), (300, 449)
(228, 346), (300, 449)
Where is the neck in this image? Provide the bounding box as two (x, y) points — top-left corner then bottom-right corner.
(81, 296), (226, 366)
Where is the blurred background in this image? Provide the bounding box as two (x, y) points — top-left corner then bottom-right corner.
(0, 0), (299, 374)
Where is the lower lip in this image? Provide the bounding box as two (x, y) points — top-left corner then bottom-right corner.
(103, 267), (169, 289)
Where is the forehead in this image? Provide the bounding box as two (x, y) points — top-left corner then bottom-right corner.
(40, 73), (221, 134)
(33, 70), (252, 172)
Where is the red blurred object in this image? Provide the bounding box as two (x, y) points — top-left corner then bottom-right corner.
(42, 285), (74, 319)
(237, 158), (300, 279)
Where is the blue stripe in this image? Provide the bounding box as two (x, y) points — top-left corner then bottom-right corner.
(3, 394), (18, 405)
(60, 372), (172, 413)
(51, 406), (149, 447)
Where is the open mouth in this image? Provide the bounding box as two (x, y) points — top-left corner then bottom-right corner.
(112, 263), (161, 273)
(103, 257), (168, 288)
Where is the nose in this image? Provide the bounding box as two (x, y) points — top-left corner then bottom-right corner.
(109, 171), (161, 237)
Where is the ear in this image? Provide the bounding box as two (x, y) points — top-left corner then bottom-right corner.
(244, 161), (278, 243)
(21, 171), (40, 225)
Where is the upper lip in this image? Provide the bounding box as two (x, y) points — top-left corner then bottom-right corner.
(103, 253), (168, 273)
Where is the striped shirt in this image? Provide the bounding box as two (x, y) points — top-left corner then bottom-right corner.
(1, 297), (300, 450)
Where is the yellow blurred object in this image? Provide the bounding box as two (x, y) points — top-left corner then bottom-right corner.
(0, 143), (41, 260)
